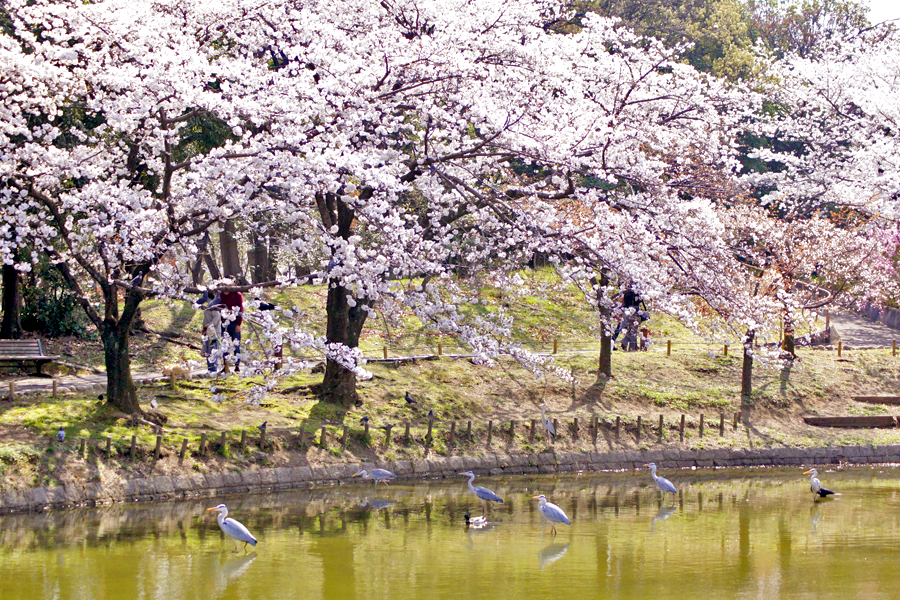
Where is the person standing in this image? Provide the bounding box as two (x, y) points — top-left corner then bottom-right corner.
(219, 287), (244, 372)
(199, 292), (222, 373)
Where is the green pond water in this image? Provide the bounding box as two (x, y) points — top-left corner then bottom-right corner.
(3, 467), (900, 600)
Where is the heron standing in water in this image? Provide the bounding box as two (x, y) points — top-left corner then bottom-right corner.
(533, 494), (570, 535)
(645, 463), (677, 502)
(460, 471), (503, 514)
(353, 468), (397, 487)
(207, 504), (258, 552)
(803, 468), (837, 501)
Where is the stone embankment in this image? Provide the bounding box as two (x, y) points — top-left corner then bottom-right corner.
(2, 443), (897, 514)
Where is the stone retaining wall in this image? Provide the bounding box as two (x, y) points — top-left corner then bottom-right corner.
(3, 444), (898, 514)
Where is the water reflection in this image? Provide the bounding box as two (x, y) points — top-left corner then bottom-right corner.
(4, 468), (900, 599)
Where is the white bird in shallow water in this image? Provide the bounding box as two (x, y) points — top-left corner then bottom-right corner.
(465, 514), (488, 528)
(645, 463), (677, 502)
(353, 468), (397, 486)
(533, 494), (571, 535)
(207, 504), (258, 552)
(803, 468), (837, 501)
(541, 403), (556, 439)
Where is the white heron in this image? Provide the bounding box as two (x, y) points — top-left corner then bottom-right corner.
(460, 471), (503, 514)
(353, 468), (397, 487)
(207, 504), (258, 552)
(803, 468), (837, 501)
(645, 463), (677, 501)
(533, 494), (571, 535)
(541, 404), (556, 439)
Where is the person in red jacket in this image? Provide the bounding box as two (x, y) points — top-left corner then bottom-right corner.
(219, 287), (243, 372)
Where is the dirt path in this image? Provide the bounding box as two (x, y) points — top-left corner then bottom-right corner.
(5, 369), (211, 397)
(830, 312), (900, 348)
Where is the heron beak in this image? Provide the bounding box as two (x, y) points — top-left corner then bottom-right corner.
(532, 495), (541, 499)
(206, 507), (217, 511)
(352, 471), (362, 477)
(803, 470), (812, 474)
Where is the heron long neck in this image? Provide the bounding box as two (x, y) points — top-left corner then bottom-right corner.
(466, 473), (476, 493)
(541, 405), (547, 420)
(650, 466), (658, 481)
(217, 509), (228, 525)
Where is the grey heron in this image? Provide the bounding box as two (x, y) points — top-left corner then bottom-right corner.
(803, 468), (836, 500)
(207, 504), (258, 552)
(353, 468), (397, 486)
(533, 494), (570, 535)
(57, 426), (65, 442)
(645, 463), (677, 501)
(460, 471), (503, 514)
(541, 404), (556, 439)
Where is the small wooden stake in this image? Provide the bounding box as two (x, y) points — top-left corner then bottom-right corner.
(7, 381), (13, 401)
(699, 413), (705, 438)
(487, 420), (493, 447)
(592, 416), (598, 443)
(382, 346), (388, 359)
(105, 436), (111, 455)
(893, 340), (897, 357)
(553, 339), (558, 354)
(719, 414), (725, 436)
(79, 438), (86, 456)
(438, 342), (442, 356)
(154, 435), (162, 460)
(529, 419), (536, 442)
(219, 431), (227, 453)
(180, 438), (188, 460)
(573, 417), (579, 439)
(838, 341), (842, 357)
(199, 432), (207, 455)
(636, 416), (642, 442)
(724, 344), (728, 356)
(52, 380), (58, 399)
(130, 435), (137, 458)
(403, 422), (410, 443)
(552, 418), (559, 438)
(509, 420), (516, 439)
(466, 420), (472, 439)
(615, 416), (620, 441)
(342, 425), (350, 447)
(169, 372), (176, 390)
(733, 412), (739, 431)
(679, 414), (685, 442)
(383, 424), (392, 446)
(667, 340), (672, 356)
(449, 422), (456, 447)
(320, 425), (327, 448)
(240, 430), (247, 453)
(658, 414), (664, 443)
(425, 420), (432, 445)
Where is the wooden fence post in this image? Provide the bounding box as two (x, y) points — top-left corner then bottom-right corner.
(425, 420), (432, 446)
(219, 431), (227, 454)
(552, 418), (559, 438)
(7, 381), (13, 401)
(592, 416), (598, 443)
(509, 420), (516, 439)
(573, 417), (579, 439)
(733, 412), (739, 431)
(180, 437), (188, 460)
(79, 438), (86, 456)
(105, 436), (111, 455)
(466, 420), (472, 439)
(438, 342), (442, 356)
(724, 344), (728, 356)
(719, 414), (725, 436)
(403, 422), (410, 444)
(240, 430), (246, 453)
(199, 432), (207, 455)
(449, 422), (456, 448)
(553, 339), (558, 354)
(154, 435), (162, 460)
(529, 419), (536, 442)
(320, 425), (327, 449)
(658, 415), (664, 443)
(383, 424), (392, 446)
(667, 340), (671, 356)
(130, 435), (137, 458)
(636, 416), (642, 442)
(615, 416), (620, 441)
(342, 425), (350, 447)
(52, 380), (58, 399)
(679, 414), (685, 442)
(382, 346), (388, 359)
(893, 340), (897, 357)
(838, 341), (842, 357)
(699, 413), (705, 438)
(487, 420), (493, 447)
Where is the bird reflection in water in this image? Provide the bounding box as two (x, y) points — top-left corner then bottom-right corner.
(650, 504), (677, 534)
(538, 543), (570, 569)
(214, 552), (257, 594)
(809, 502), (820, 534)
(357, 497), (396, 511)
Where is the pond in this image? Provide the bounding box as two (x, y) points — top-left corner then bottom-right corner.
(3, 467), (900, 600)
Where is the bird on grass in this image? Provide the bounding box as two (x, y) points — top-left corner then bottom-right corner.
(427, 409), (435, 423)
(258, 421), (267, 433)
(533, 495), (571, 535)
(541, 403), (556, 439)
(405, 391), (417, 405)
(207, 504), (258, 552)
(57, 426), (65, 443)
(645, 463), (677, 502)
(150, 398), (158, 410)
(460, 471), (503, 515)
(360, 416), (370, 427)
(353, 468), (397, 487)
(804, 468), (837, 501)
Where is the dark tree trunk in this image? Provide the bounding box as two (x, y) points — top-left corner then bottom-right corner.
(249, 231), (270, 284)
(595, 270), (612, 379)
(199, 231), (221, 281)
(741, 328), (755, 406)
(782, 314), (795, 357)
(103, 288), (143, 413)
(219, 219), (242, 279)
(1, 260), (21, 339)
(316, 191), (372, 407)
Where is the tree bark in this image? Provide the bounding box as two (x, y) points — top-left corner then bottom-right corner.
(219, 219), (242, 279)
(741, 328), (755, 406)
(1, 260), (21, 339)
(595, 270), (612, 378)
(249, 230), (270, 285)
(102, 288), (143, 414)
(782, 314), (795, 357)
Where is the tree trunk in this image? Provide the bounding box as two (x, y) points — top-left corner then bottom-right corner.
(249, 230), (270, 284)
(102, 289), (143, 413)
(741, 328), (755, 406)
(219, 219), (242, 279)
(782, 314), (795, 357)
(1, 261), (21, 339)
(320, 281), (369, 408)
(596, 270), (612, 378)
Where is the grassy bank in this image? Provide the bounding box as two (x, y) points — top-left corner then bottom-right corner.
(1, 271), (898, 492)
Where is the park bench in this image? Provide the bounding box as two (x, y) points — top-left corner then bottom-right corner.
(0, 339), (59, 376)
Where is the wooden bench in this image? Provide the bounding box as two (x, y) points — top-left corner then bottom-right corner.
(0, 339), (59, 376)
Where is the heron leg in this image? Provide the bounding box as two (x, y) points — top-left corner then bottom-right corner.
(550, 524), (557, 536)
(233, 540), (239, 552)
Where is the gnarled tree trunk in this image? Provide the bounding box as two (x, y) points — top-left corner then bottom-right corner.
(102, 287), (143, 413)
(1, 259), (21, 339)
(595, 270), (612, 379)
(741, 328), (755, 406)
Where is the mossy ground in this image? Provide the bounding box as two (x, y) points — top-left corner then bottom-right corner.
(1, 270), (899, 491)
